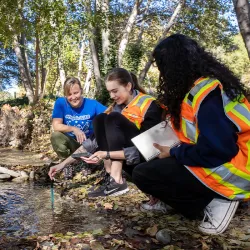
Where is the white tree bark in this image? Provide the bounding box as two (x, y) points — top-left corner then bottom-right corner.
(101, 0), (110, 72)
(138, 0), (185, 84)
(13, 35), (35, 104)
(233, 0), (250, 59)
(86, 1), (102, 89)
(58, 56), (66, 90)
(118, 0), (142, 67)
(84, 68), (92, 93)
(78, 38), (86, 80)
(137, 0), (152, 44)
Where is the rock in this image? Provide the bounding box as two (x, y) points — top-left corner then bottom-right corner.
(0, 174), (11, 180)
(20, 170), (29, 178)
(156, 229), (171, 245)
(76, 243), (90, 250)
(12, 176), (29, 183)
(29, 170), (35, 179)
(0, 166), (20, 177)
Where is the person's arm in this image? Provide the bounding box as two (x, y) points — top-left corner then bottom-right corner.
(83, 101), (163, 165)
(170, 88), (239, 168)
(48, 145), (87, 180)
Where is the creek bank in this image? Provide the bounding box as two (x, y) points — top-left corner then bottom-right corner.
(1, 149), (250, 250)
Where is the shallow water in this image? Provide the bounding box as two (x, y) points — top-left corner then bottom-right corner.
(0, 182), (108, 239)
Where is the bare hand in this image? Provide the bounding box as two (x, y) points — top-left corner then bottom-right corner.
(48, 164), (64, 180)
(153, 143), (171, 158)
(81, 151), (106, 164)
(72, 127), (86, 144)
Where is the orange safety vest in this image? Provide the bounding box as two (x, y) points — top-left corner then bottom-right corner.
(172, 77), (250, 200)
(105, 91), (155, 129)
(121, 92), (155, 129)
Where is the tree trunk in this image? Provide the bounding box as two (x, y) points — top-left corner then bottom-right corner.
(13, 35), (35, 104)
(137, 0), (151, 44)
(138, 0), (185, 84)
(78, 38), (85, 80)
(84, 68), (92, 93)
(233, 0), (250, 59)
(118, 0), (142, 67)
(101, 0), (110, 73)
(58, 56), (66, 90)
(34, 32), (40, 103)
(86, 1), (102, 89)
(39, 67), (48, 99)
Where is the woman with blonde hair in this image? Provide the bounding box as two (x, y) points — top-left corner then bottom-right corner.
(50, 77), (106, 178)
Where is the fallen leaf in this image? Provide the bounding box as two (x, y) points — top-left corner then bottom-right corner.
(104, 202), (113, 210)
(92, 228), (103, 236)
(146, 224), (158, 237)
(90, 240), (105, 250)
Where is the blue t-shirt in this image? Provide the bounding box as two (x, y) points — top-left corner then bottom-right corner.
(52, 97), (107, 138)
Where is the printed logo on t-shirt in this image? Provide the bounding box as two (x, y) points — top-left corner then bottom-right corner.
(65, 114), (91, 120)
(66, 115), (91, 136)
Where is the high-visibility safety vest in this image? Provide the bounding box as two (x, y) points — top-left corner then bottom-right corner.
(121, 92), (155, 129)
(172, 77), (250, 200)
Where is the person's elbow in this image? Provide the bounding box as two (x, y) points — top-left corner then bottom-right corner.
(52, 119), (63, 131)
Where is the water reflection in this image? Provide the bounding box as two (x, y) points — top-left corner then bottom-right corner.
(0, 182), (108, 238)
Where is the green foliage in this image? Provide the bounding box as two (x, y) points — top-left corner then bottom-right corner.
(94, 86), (110, 106)
(175, 0), (237, 48)
(0, 96), (29, 107)
(123, 43), (144, 73)
(211, 34), (250, 79)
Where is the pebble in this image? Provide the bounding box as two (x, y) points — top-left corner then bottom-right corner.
(0, 174), (11, 179)
(29, 170), (35, 179)
(156, 229), (171, 244)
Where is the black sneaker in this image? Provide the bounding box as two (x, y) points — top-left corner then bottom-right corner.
(104, 177), (129, 196)
(88, 172), (110, 192)
(88, 176), (129, 197)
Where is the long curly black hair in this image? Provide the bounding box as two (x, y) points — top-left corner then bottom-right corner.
(153, 34), (247, 130)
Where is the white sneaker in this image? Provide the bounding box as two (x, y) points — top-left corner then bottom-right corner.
(198, 198), (239, 235)
(140, 200), (170, 213)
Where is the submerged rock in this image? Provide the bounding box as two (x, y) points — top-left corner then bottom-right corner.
(12, 176), (29, 183)
(29, 170), (35, 179)
(0, 173), (11, 180)
(0, 166), (20, 177)
(20, 171), (29, 178)
(156, 229), (171, 245)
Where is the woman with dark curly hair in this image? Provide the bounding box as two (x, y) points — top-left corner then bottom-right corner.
(132, 34), (250, 235)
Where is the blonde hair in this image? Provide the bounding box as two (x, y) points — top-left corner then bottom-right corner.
(63, 77), (82, 96)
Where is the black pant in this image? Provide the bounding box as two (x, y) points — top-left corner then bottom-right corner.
(132, 157), (220, 218)
(93, 112), (141, 176)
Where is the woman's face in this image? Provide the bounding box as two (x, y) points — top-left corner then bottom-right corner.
(106, 80), (132, 105)
(66, 84), (83, 108)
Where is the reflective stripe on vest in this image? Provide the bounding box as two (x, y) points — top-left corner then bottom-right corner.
(121, 92), (155, 129)
(173, 77), (250, 200)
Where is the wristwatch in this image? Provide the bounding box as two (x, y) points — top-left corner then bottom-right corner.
(105, 151), (110, 160)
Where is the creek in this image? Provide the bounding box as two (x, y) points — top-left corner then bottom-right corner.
(0, 182), (109, 239)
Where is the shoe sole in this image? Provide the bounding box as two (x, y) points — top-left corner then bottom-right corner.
(108, 187), (129, 197)
(199, 200), (239, 235)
